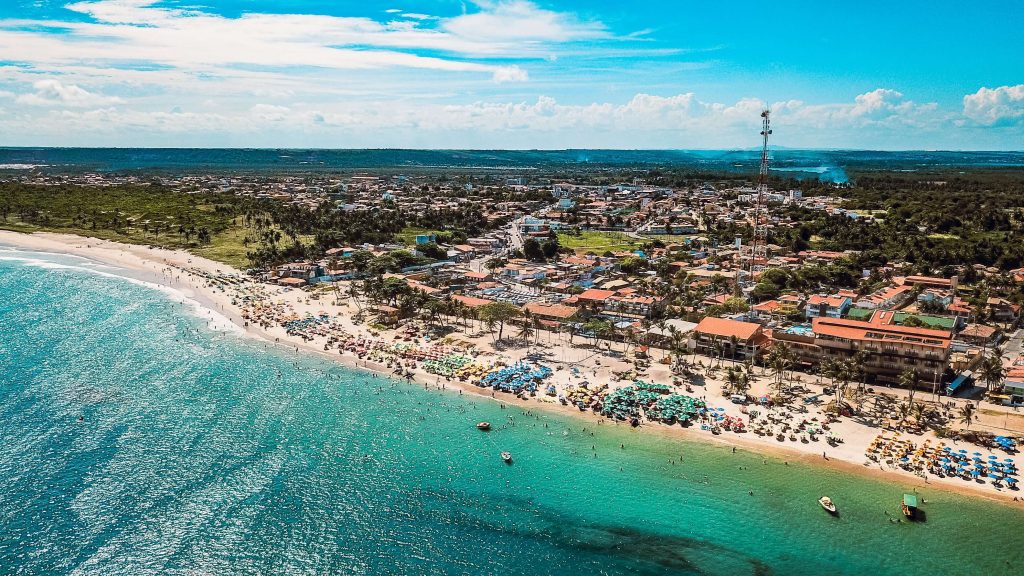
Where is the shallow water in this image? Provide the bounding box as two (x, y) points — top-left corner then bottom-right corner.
(1, 248), (1022, 575)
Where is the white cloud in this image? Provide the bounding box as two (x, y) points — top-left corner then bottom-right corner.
(442, 1), (606, 43)
(15, 79), (124, 107)
(0, 0), (614, 91)
(963, 85), (1024, 125)
(491, 65), (529, 83)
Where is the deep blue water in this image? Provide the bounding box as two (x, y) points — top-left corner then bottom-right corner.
(1, 246), (1023, 575)
(2, 148), (1023, 182)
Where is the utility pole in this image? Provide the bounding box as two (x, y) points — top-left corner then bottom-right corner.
(748, 109), (772, 279)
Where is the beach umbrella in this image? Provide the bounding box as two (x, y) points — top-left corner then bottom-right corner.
(959, 449), (968, 453)
(1006, 458), (1015, 462)
(1007, 477), (1018, 484)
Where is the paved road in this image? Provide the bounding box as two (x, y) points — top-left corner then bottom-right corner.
(1002, 328), (1023, 361)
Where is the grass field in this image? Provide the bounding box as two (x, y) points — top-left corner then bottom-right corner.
(557, 231), (644, 254)
(193, 226), (251, 268)
(396, 226), (444, 246)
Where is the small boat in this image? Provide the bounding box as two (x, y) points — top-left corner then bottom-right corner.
(476, 422), (491, 431)
(501, 451), (513, 464)
(901, 493), (918, 519)
(818, 496), (837, 514)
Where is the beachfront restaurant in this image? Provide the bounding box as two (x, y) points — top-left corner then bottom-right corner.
(691, 317), (767, 360)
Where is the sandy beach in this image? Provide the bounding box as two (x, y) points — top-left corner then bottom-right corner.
(2, 230), (1022, 505)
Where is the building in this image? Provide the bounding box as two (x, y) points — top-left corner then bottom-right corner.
(1001, 365), (1024, 406)
(811, 310), (952, 384)
(855, 285), (913, 310)
(522, 302), (579, 323)
(691, 317), (767, 360)
(805, 294), (852, 319)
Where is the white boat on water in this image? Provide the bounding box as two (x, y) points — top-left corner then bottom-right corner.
(819, 496), (837, 514)
(501, 451), (513, 463)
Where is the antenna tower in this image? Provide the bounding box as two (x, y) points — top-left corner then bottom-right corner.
(749, 109), (771, 276)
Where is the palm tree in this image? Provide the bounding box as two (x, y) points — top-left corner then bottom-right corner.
(899, 369), (919, 409)
(851, 350), (869, 392)
(769, 355), (789, 395)
(711, 338), (724, 368)
(978, 353), (1006, 392)
(959, 403), (976, 429)
(910, 402), (928, 429)
(517, 320), (535, 349)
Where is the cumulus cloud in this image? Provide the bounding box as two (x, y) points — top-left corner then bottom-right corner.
(15, 79), (124, 107)
(0, 0), (619, 91)
(0, 85), (1004, 149)
(491, 65), (529, 83)
(963, 85), (1024, 125)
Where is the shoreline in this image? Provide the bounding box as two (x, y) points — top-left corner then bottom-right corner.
(1, 230), (1022, 507)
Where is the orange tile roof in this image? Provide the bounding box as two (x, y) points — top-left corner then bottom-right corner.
(694, 317), (763, 341)
(523, 302), (579, 319)
(578, 288), (616, 302)
(452, 294), (493, 308)
(811, 316), (951, 349)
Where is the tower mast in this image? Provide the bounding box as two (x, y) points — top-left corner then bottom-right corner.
(749, 109), (771, 277)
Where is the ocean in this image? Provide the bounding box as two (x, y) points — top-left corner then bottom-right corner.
(1, 246), (1023, 575)
(3, 148), (1024, 183)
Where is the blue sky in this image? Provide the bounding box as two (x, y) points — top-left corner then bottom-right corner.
(0, 0), (1021, 149)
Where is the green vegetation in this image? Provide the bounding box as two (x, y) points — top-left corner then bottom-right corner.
(396, 226), (444, 245)
(557, 230), (643, 255)
(0, 183), (497, 269)
(0, 183), (238, 249)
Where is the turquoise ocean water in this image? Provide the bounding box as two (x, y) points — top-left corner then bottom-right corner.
(1, 246), (1022, 575)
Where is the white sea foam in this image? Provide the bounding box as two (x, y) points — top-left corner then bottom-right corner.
(0, 248), (243, 335)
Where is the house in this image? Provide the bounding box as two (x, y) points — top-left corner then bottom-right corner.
(1000, 364), (1024, 405)
(806, 294), (852, 319)
(691, 317), (767, 360)
(522, 302), (579, 323)
(899, 275), (958, 291)
(986, 297), (1019, 323)
(272, 262), (323, 284)
(751, 299), (784, 321)
(855, 285), (913, 310)
(577, 288), (616, 309)
(956, 323), (1001, 347)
